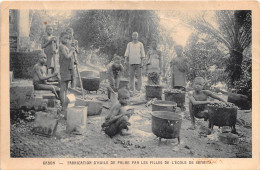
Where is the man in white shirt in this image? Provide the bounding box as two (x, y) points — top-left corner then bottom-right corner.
(124, 32), (145, 93)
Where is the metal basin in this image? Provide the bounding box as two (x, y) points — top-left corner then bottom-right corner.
(208, 106), (237, 133)
(164, 91), (185, 108)
(152, 100), (177, 112)
(82, 77), (100, 92)
(208, 106), (237, 127)
(151, 111), (182, 143)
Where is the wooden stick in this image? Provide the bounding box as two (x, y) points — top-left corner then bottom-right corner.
(52, 40), (57, 73)
(74, 53), (84, 98)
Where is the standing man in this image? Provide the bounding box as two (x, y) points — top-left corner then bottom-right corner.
(124, 32), (145, 94)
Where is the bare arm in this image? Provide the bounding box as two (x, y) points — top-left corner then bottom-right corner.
(188, 92), (210, 105)
(124, 43), (130, 63)
(140, 43), (145, 66)
(107, 66), (115, 86)
(119, 64), (124, 77)
(42, 36), (54, 49)
(106, 104), (127, 124)
(35, 66), (57, 81)
(204, 90), (227, 103)
(60, 45), (75, 59)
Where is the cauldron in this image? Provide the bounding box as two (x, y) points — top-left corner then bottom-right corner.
(82, 77), (100, 92)
(145, 85), (163, 101)
(164, 91), (185, 109)
(152, 100), (177, 112)
(208, 106), (237, 133)
(151, 111), (182, 144)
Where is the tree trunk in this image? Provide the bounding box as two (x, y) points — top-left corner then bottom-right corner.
(226, 47), (243, 86)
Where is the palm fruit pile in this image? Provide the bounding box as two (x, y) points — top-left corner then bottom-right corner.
(164, 89), (185, 93)
(208, 102), (238, 109)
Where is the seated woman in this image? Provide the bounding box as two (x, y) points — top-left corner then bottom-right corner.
(32, 51), (60, 99)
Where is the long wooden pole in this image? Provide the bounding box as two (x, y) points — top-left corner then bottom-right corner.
(52, 40), (57, 73)
(74, 52), (84, 98)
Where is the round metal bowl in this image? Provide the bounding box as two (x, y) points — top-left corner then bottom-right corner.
(151, 111), (182, 141)
(152, 100), (177, 112)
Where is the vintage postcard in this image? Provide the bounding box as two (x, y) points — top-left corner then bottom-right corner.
(1, 1), (260, 170)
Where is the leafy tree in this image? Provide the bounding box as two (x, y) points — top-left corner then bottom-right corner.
(184, 32), (227, 85)
(189, 10), (251, 87)
(70, 10), (160, 63)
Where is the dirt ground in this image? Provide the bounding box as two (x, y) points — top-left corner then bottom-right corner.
(10, 84), (252, 158)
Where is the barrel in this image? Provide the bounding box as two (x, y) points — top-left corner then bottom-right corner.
(145, 85), (163, 101)
(164, 91), (185, 108)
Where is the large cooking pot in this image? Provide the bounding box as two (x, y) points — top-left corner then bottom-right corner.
(164, 91), (185, 108)
(151, 111), (182, 144)
(76, 70), (100, 88)
(82, 77), (100, 92)
(145, 85), (163, 101)
(152, 100), (177, 112)
(208, 105), (237, 133)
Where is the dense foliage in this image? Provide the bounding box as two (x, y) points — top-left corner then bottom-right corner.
(70, 10), (161, 64)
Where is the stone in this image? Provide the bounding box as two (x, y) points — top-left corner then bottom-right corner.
(34, 90), (56, 99)
(32, 111), (59, 137)
(218, 133), (239, 145)
(66, 106), (88, 135)
(87, 101), (103, 116)
(75, 98), (103, 116)
(33, 90), (58, 108)
(22, 97), (48, 110)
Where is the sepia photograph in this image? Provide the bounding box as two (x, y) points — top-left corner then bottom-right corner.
(8, 9), (253, 158)
(1, 1), (259, 169)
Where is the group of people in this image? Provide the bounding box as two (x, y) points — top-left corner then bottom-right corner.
(32, 27), (239, 138)
(106, 32), (189, 95)
(102, 31), (223, 137)
(32, 25), (79, 117)
(102, 31), (249, 137)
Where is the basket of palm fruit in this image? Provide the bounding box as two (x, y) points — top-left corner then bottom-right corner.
(208, 102), (238, 133)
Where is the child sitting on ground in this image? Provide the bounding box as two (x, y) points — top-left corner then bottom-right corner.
(101, 88), (133, 137)
(32, 51), (60, 99)
(188, 77), (227, 130)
